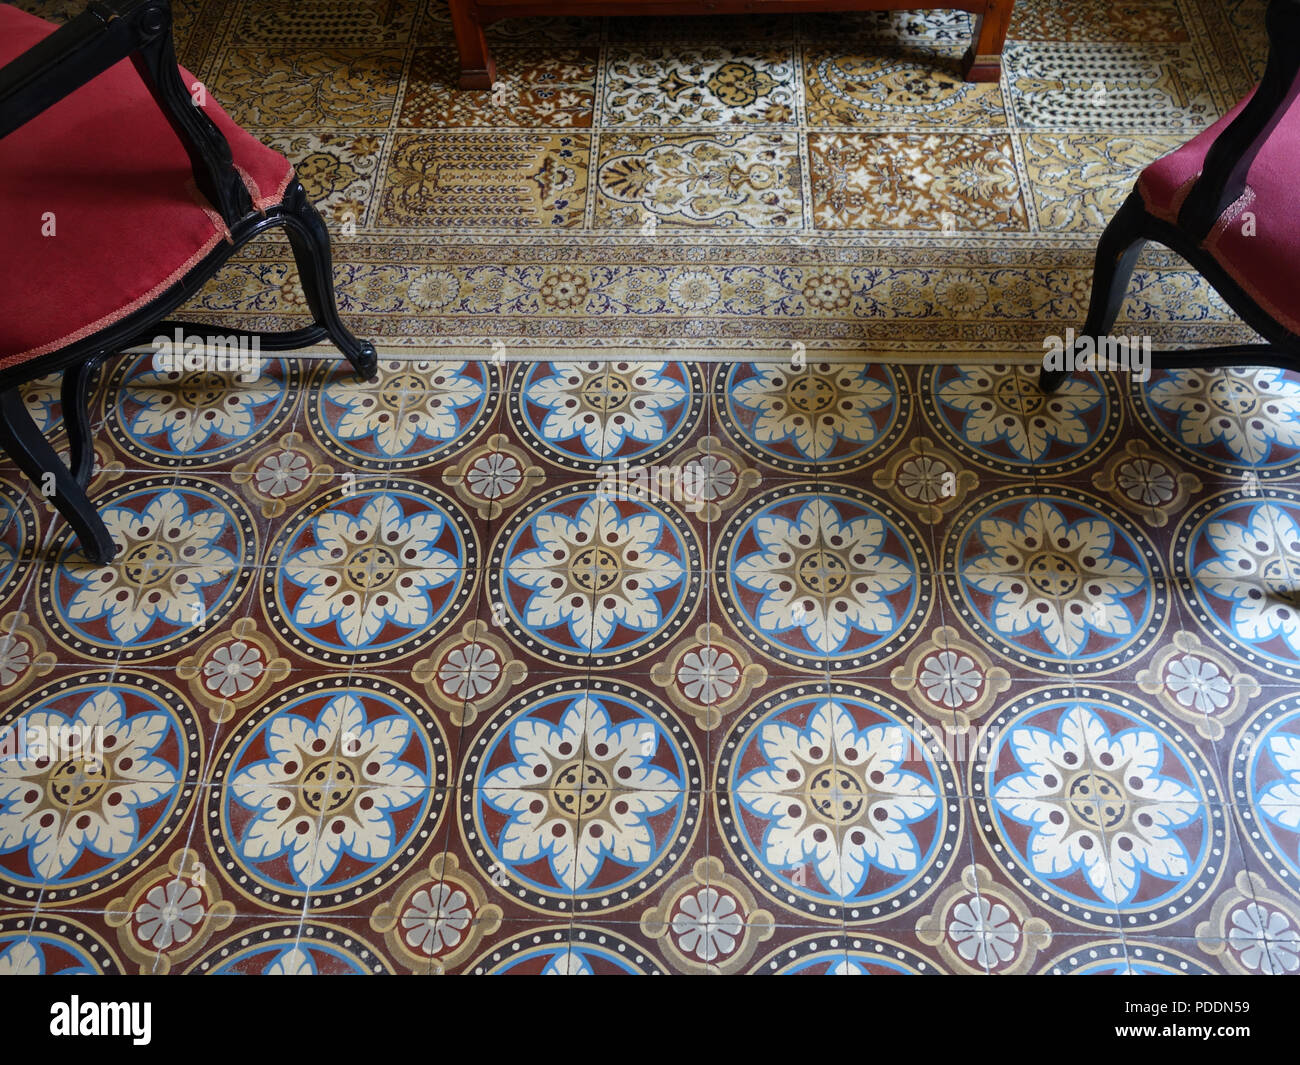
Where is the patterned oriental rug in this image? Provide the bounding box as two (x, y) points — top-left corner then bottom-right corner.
(36, 0), (1269, 361)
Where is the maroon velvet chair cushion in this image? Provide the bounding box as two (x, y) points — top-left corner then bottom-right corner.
(0, 4), (294, 368)
(1138, 87), (1300, 335)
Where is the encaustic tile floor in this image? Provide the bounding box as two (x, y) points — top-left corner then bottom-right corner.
(1, 355), (1300, 975)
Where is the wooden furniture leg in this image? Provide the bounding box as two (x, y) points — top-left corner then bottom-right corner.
(449, 0), (495, 89)
(962, 0), (1013, 81)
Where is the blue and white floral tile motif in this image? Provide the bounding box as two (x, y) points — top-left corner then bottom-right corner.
(307, 359), (497, 470)
(0, 674), (200, 907)
(40, 480), (255, 660)
(491, 486), (701, 667)
(510, 361), (704, 470)
(1175, 491), (1300, 680)
(945, 488), (1165, 673)
(752, 934), (937, 974)
(209, 679), (447, 913)
(108, 353), (296, 467)
(20, 374), (62, 437)
(717, 362), (904, 474)
(1227, 368), (1300, 475)
(715, 485), (929, 672)
(716, 686), (961, 923)
(466, 927), (668, 974)
(265, 483), (477, 665)
(462, 680), (699, 915)
(1134, 367), (1288, 473)
(1232, 696), (1300, 895)
(0, 481), (36, 607)
(1041, 940), (1217, 975)
(922, 365), (1114, 475)
(0, 918), (120, 974)
(187, 924), (390, 974)
(973, 688), (1225, 931)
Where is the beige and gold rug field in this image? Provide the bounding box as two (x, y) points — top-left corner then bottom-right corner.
(61, 0), (1276, 359)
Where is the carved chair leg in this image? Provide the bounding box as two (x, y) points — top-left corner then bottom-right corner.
(0, 386), (115, 563)
(60, 353), (104, 486)
(280, 180), (378, 381)
(1040, 198), (1150, 393)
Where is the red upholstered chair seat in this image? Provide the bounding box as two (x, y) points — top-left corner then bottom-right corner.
(0, 3), (293, 369)
(1138, 87), (1300, 335)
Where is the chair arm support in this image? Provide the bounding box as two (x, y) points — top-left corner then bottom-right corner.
(0, 0), (157, 138)
(0, 0), (252, 226)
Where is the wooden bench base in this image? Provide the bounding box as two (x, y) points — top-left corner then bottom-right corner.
(448, 0), (1014, 89)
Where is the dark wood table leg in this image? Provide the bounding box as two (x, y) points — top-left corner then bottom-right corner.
(448, 0), (496, 89)
(961, 0), (1013, 82)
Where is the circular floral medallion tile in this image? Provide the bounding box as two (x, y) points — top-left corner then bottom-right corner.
(511, 361), (703, 469)
(185, 922), (392, 974)
(890, 625), (1012, 729)
(649, 622), (769, 730)
(716, 683), (961, 923)
(306, 359), (497, 469)
(412, 619), (530, 727)
(0, 482), (36, 604)
(1227, 367), (1300, 475)
(973, 686), (1225, 931)
(208, 676), (449, 912)
(1135, 630), (1260, 741)
(1197, 870), (1300, 974)
(231, 431), (332, 518)
(20, 374), (62, 436)
(0, 915), (122, 974)
(0, 611), (56, 701)
(175, 618), (292, 724)
(1175, 491), (1300, 679)
(490, 485), (701, 667)
(921, 365), (1116, 475)
(1041, 939), (1215, 974)
(751, 932), (938, 974)
(640, 856), (775, 973)
(264, 482), (477, 664)
(442, 433), (546, 521)
(461, 678), (701, 915)
(0, 672), (201, 906)
(716, 362), (905, 473)
(370, 853), (503, 973)
(104, 848), (235, 973)
(944, 487), (1165, 673)
(1091, 439), (1199, 524)
(40, 478), (255, 659)
(108, 353), (297, 466)
(465, 925), (668, 974)
(916, 863), (1051, 974)
(870, 438), (979, 523)
(714, 484), (931, 672)
(1231, 696), (1300, 893)
(1136, 367), (1296, 474)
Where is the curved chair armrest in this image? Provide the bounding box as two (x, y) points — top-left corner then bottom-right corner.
(0, 0), (252, 226)
(1178, 0), (1300, 240)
